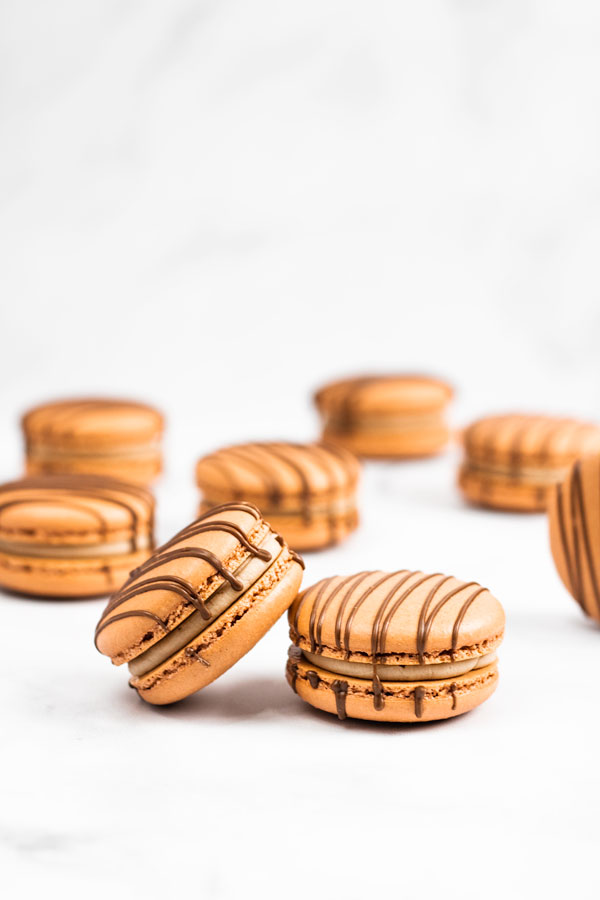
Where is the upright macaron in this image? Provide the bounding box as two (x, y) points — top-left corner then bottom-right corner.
(195, 442), (360, 552)
(22, 397), (164, 485)
(459, 414), (600, 512)
(287, 570), (504, 723)
(549, 455), (600, 622)
(314, 374), (453, 459)
(0, 475), (155, 597)
(95, 502), (304, 705)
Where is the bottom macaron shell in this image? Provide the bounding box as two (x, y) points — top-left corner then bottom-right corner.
(323, 426), (450, 459)
(0, 550), (150, 598)
(130, 555), (303, 705)
(459, 466), (549, 512)
(286, 656), (499, 723)
(26, 455), (162, 486)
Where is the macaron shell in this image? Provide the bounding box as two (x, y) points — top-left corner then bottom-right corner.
(22, 398), (163, 449)
(26, 454), (162, 485)
(462, 414), (600, 468)
(315, 375), (453, 416)
(131, 555), (303, 705)
(287, 656), (499, 723)
(0, 550), (149, 598)
(290, 570), (504, 662)
(321, 422), (450, 459)
(548, 456), (600, 622)
(196, 442), (360, 499)
(458, 464), (551, 512)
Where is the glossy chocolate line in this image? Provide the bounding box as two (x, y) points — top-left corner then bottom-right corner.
(331, 679), (348, 720)
(308, 580), (333, 653)
(413, 685), (425, 718)
(342, 571), (403, 655)
(94, 609), (169, 648)
(315, 572), (369, 650)
(287, 646), (302, 693)
(451, 587), (488, 653)
(450, 683), (458, 710)
(371, 571), (413, 658)
(378, 572), (443, 656)
(333, 571), (374, 649)
(417, 578), (482, 663)
(24, 398), (159, 440)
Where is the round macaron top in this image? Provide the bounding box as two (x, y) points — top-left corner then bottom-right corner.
(463, 414), (600, 468)
(196, 442), (360, 501)
(314, 375), (453, 417)
(95, 502), (294, 663)
(22, 398), (164, 449)
(289, 570), (504, 664)
(0, 474), (154, 549)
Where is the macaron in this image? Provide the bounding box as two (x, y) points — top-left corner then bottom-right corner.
(0, 475), (155, 598)
(287, 569), (504, 723)
(549, 455), (600, 623)
(195, 442), (360, 552)
(313, 374), (453, 459)
(459, 414), (600, 512)
(95, 502), (304, 705)
(22, 397), (164, 485)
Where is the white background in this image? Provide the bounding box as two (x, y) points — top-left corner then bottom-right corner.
(1, 2), (600, 897)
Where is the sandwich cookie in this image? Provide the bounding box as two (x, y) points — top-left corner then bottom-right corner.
(0, 475), (154, 597)
(195, 442), (360, 552)
(314, 374), (453, 459)
(22, 397), (164, 485)
(549, 455), (600, 623)
(95, 502), (304, 705)
(459, 414), (600, 512)
(287, 570), (504, 723)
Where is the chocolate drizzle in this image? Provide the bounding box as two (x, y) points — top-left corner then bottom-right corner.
(287, 645), (303, 693)
(290, 570), (492, 716)
(413, 685), (425, 718)
(0, 474), (154, 554)
(331, 680), (348, 720)
(22, 397), (162, 442)
(95, 502), (274, 647)
(198, 441), (359, 545)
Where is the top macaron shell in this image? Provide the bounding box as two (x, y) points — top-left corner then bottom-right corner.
(289, 570), (504, 664)
(462, 414), (600, 469)
(315, 375), (453, 417)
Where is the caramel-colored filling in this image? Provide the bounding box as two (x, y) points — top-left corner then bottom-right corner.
(463, 460), (567, 484)
(301, 649), (497, 681)
(127, 530), (284, 678)
(325, 411), (446, 434)
(27, 439), (161, 460)
(0, 536), (151, 559)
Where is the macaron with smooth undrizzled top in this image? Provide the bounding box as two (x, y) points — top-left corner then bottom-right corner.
(287, 570), (504, 723)
(0, 475), (155, 597)
(549, 455), (600, 623)
(22, 397), (164, 485)
(313, 374), (453, 459)
(459, 413), (600, 512)
(195, 442), (360, 552)
(95, 502), (304, 705)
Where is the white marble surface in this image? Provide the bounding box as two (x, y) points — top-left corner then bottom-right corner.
(2, 2), (600, 897)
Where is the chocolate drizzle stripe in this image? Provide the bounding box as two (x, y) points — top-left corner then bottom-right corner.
(451, 587), (488, 653)
(100, 576), (210, 620)
(94, 609), (169, 648)
(413, 685), (425, 718)
(556, 482), (578, 603)
(333, 571), (374, 649)
(308, 580), (332, 653)
(314, 573), (367, 650)
(155, 519), (271, 561)
(126, 548), (244, 591)
(331, 679), (348, 720)
(342, 571), (403, 655)
(417, 578), (482, 663)
(378, 572), (443, 656)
